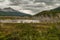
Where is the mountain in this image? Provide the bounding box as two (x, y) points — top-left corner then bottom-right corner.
(34, 7), (60, 17)
(0, 7), (31, 16)
(51, 7), (60, 12)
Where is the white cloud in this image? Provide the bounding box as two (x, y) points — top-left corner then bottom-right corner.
(20, 10), (34, 15)
(0, 0), (60, 15)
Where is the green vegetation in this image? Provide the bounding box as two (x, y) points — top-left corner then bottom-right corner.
(35, 7), (60, 17)
(0, 23), (60, 40)
(0, 7), (60, 40)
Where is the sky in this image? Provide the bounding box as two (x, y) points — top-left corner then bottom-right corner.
(0, 0), (60, 15)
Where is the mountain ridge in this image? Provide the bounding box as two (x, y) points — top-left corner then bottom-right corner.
(34, 7), (60, 17)
(0, 7), (31, 16)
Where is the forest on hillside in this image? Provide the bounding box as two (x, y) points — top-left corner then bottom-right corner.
(35, 7), (60, 17)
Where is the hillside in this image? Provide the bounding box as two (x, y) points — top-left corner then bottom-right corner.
(35, 7), (60, 17)
(0, 7), (31, 16)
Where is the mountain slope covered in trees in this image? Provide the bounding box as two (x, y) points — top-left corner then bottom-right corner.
(35, 7), (60, 17)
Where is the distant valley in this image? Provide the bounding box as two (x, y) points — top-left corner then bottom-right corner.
(0, 7), (60, 23)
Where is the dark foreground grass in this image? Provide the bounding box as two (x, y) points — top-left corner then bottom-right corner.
(0, 23), (60, 40)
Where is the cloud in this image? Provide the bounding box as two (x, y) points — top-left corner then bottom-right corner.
(0, 0), (60, 15)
